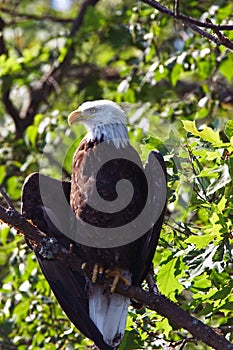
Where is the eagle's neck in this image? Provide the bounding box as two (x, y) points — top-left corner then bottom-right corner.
(85, 123), (129, 149)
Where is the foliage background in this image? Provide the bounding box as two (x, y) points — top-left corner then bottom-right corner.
(0, 0), (232, 349)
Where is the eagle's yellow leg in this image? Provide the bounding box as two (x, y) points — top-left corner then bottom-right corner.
(105, 268), (131, 292)
(90, 265), (131, 291)
(92, 263), (99, 283)
(111, 274), (120, 293)
(91, 264), (105, 283)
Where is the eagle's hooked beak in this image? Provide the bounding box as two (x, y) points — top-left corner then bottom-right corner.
(68, 109), (82, 125)
(68, 108), (95, 125)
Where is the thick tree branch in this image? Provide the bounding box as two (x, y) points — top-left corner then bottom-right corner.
(0, 204), (46, 241)
(141, 0), (233, 50)
(0, 201), (232, 350)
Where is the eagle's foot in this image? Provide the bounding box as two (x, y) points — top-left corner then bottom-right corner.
(91, 263), (104, 283)
(105, 268), (131, 293)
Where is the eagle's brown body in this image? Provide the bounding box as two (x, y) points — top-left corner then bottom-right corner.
(70, 138), (150, 283)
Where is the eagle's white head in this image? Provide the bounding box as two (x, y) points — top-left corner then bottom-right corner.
(68, 100), (129, 148)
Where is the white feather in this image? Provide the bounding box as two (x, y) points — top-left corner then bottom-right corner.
(89, 271), (131, 348)
(85, 123), (129, 149)
(102, 292), (130, 346)
(89, 285), (109, 335)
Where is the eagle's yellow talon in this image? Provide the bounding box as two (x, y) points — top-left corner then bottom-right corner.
(92, 263), (99, 283)
(91, 264), (104, 283)
(111, 275), (120, 293)
(105, 268), (131, 292)
(91, 265), (131, 290)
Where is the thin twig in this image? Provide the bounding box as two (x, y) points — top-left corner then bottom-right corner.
(186, 21), (233, 50)
(141, 0), (233, 50)
(186, 145), (211, 202)
(0, 186), (15, 209)
(174, 0), (179, 17)
(141, 0), (233, 30)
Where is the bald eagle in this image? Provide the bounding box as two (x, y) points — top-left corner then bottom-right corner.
(22, 100), (167, 349)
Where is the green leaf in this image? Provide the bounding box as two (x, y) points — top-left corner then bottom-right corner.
(206, 165), (231, 195)
(185, 234), (217, 249)
(25, 125), (38, 148)
(198, 208), (209, 224)
(212, 281), (233, 300)
(199, 127), (221, 144)
(217, 196), (227, 213)
(119, 330), (143, 350)
(219, 55), (233, 82)
(171, 63), (183, 86)
(193, 273), (212, 289)
(157, 256), (184, 299)
(155, 317), (172, 338)
(182, 120), (200, 136)
(205, 150), (221, 161)
(198, 303), (213, 316)
(7, 176), (22, 200)
(182, 120), (221, 144)
(225, 120), (233, 139)
(0, 165), (6, 184)
(0, 226), (10, 246)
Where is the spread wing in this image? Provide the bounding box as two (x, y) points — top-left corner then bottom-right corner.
(132, 151), (167, 286)
(21, 173), (114, 350)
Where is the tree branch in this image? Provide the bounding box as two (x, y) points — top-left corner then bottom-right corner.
(141, 0), (233, 50)
(0, 186), (15, 209)
(174, 0), (179, 17)
(0, 201), (232, 350)
(0, 204), (46, 241)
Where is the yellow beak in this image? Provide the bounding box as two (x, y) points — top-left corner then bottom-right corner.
(68, 109), (82, 125)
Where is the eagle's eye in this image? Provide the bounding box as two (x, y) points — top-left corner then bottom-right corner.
(89, 107), (96, 114)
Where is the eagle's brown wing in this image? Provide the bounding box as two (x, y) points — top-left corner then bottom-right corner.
(132, 150), (167, 286)
(21, 173), (114, 350)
